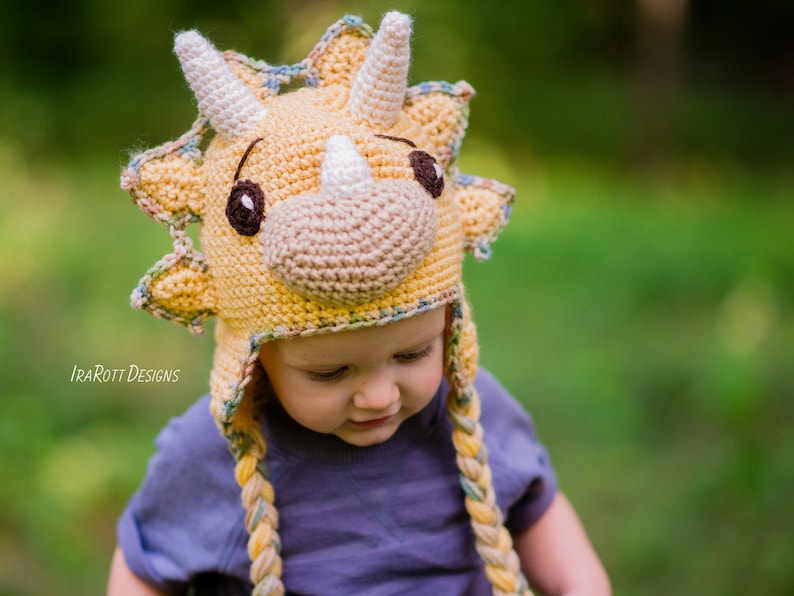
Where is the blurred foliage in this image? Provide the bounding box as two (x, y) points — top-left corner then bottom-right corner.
(0, 0), (792, 594)
(2, 0), (793, 165)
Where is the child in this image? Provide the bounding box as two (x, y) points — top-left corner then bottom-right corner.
(108, 12), (610, 596)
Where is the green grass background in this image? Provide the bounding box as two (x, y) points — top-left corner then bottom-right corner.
(1, 145), (791, 594)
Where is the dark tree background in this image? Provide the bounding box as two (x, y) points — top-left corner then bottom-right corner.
(1, 0), (792, 167)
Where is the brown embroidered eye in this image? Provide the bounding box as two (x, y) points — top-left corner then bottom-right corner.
(226, 179), (265, 236)
(409, 150), (444, 198)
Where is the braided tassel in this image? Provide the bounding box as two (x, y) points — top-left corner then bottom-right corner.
(232, 423), (284, 596)
(445, 299), (533, 596)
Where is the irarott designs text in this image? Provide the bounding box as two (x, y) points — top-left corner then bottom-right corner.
(70, 364), (180, 383)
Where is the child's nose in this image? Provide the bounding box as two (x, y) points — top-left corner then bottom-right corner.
(353, 370), (399, 411)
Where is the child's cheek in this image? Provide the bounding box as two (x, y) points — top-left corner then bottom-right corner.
(422, 360), (445, 397)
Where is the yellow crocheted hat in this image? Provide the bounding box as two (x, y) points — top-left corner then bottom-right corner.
(123, 12), (526, 595)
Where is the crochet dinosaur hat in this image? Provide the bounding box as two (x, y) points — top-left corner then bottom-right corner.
(122, 12), (527, 596)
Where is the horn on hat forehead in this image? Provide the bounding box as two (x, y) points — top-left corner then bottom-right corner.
(174, 30), (267, 140)
(347, 11), (412, 129)
(321, 135), (374, 199)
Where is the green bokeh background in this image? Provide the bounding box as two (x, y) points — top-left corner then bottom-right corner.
(1, 1), (792, 594)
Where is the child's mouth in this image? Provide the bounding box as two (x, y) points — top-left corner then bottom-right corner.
(350, 415), (393, 429)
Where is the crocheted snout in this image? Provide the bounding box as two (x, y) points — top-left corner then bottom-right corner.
(262, 135), (439, 307)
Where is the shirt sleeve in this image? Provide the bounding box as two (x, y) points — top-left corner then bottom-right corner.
(116, 395), (250, 591)
(476, 369), (558, 534)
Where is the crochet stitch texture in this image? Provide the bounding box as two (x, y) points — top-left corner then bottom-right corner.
(122, 11), (522, 596)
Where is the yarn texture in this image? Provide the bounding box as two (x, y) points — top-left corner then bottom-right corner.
(123, 11), (522, 596)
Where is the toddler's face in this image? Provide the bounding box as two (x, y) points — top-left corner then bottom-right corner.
(258, 308), (446, 447)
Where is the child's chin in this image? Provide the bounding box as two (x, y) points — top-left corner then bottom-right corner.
(337, 422), (399, 447)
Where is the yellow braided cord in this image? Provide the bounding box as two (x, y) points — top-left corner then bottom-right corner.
(446, 300), (532, 596)
(233, 427), (284, 596)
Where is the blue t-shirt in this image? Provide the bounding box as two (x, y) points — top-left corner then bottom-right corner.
(118, 368), (557, 595)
